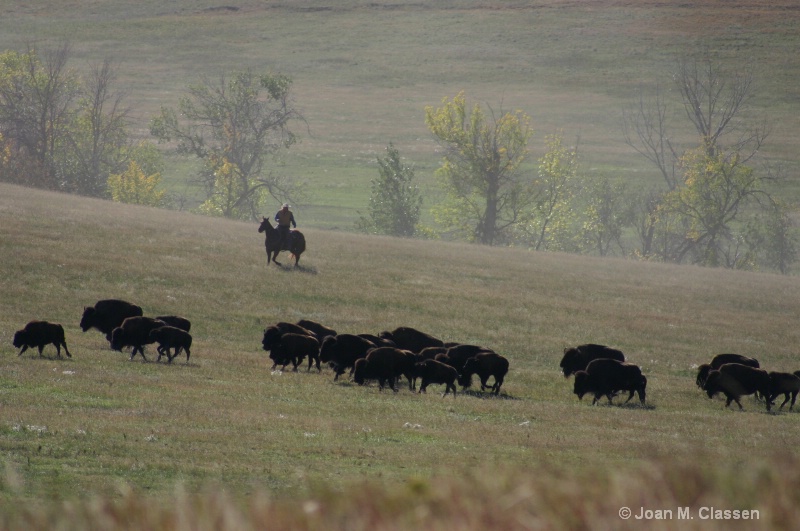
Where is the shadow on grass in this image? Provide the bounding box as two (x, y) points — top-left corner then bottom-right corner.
(269, 262), (318, 274)
(457, 389), (521, 400)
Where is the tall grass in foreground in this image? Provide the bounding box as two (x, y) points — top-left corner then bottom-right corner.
(3, 457), (799, 530)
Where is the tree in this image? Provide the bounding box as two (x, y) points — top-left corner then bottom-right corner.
(356, 143), (422, 237)
(107, 160), (165, 207)
(0, 44), (79, 190)
(622, 52), (793, 271)
(522, 132), (580, 251)
(150, 69), (304, 220)
(67, 58), (131, 196)
(0, 45), (138, 196)
(425, 91), (533, 245)
(580, 177), (635, 257)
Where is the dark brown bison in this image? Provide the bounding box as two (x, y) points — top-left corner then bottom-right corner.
(413, 359), (458, 397)
(269, 333), (321, 372)
(436, 344), (494, 376)
(573, 358), (646, 405)
(695, 353), (760, 388)
(110, 316), (166, 361)
(261, 322), (314, 352)
(296, 319), (337, 342)
(319, 334), (378, 380)
(80, 299), (143, 341)
(560, 344), (625, 378)
(768, 371), (800, 410)
(378, 326), (444, 354)
(154, 315), (191, 333)
(352, 347), (416, 392)
(149, 325), (193, 363)
(13, 321), (71, 359)
(703, 363), (771, 411)
(461, 352), (509, 396)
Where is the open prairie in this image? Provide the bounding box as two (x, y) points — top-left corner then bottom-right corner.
(2, 182), (800, 528)
(1, 0), (799, 227)
(3, 1), (800, 528)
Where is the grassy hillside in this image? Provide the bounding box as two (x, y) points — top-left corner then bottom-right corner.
(1, 1), (799, 228)
(2, 182), (800, 527)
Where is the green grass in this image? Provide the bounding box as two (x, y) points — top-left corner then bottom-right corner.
(3, 181), (800, 527)
(2, 1), (799, 225)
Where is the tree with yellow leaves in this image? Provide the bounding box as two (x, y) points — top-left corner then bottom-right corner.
(107, 160), (165, 207)
(425, 91), (533, 245)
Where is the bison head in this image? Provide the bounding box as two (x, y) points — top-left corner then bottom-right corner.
(319, 336), (337, 363)
(560, 347), (581, 378)
(695, 364), (712, 388)
(352, 358), (368, 385)
(79, 306), (96, 332)
(703, 370), (722, 399)
(12, 330), (27, 349)
(261, 326), (282, 351)
(573, 370), (590, 400)
(109, 327), (125, 352)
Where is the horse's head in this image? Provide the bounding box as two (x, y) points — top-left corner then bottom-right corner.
(258, 217), (273, 233)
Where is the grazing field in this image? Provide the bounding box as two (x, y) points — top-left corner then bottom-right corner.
(1, 1), (800, 228)
(2, 182), (800, 528)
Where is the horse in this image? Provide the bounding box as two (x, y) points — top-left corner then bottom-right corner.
(258, 217), (306, 267)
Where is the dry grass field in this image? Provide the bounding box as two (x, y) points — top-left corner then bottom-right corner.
(2, 181), (800, 528)
(3, 1), (800, 528)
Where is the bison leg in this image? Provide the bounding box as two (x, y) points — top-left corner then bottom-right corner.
(779, 393), (791, 410)
(61, 341), (72, 358)
(37, 345), (46, 357)
(17, 345), (28, 357)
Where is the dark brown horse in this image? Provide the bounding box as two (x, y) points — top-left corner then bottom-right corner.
(258, 217), (306, 266)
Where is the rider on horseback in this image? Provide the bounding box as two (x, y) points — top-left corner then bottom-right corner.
(275, 203), (296, 250)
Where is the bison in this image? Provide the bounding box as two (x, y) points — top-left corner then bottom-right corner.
(695, 353), (760, 388)
(573, 358), (646, 405)
(154, 315), (191, 333)
(261, 322), (313, 352)
(560, 343), (625, 378)
(379, 326), (444, 354)
(413, 359), (458, 397)
(352, 347), (416, 392)
(149, 325), (193, 363)
(296, 319), (337, 342)
(110, 316), (166, 361)
(13, 321), (72, 359)
(702, 363), (771, 411)
(436, 344), (494, 376)
(269, 333), (321, 372)
(768, 371), (800, 410)
(319, 334), (378, 381)
(80, 299), (143, 341)
(461, 352), (509, 396)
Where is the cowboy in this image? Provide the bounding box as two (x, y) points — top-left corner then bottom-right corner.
(274, 203), (296, 250)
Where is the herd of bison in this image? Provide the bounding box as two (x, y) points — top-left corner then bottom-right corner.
(10, 298), (800, 411)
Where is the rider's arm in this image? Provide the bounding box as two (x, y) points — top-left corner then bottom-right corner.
(291, 214), (296, 228)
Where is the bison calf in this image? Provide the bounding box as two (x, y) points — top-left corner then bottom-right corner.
(14, 321), (72, 359)
(768, 372), (800, 411)
(269, 333), (321, 372)
(461, 352), (509, 396)
(413, 359), (458, 397)
(149, 326), (193, 363)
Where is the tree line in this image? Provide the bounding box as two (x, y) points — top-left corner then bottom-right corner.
(0, 45), (796, 273)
